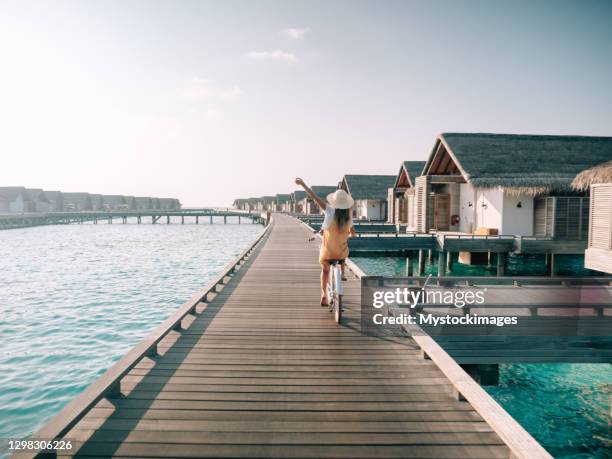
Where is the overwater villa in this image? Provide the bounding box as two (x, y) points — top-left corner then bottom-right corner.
(290, 190), (307, 213)
(102, 195), (127, 211)
(232, 198), (248, 211)
(256, 196), (275, 212)
(274, 194), (291, 212)
(62, 192), (92, 211)
(43, 190), (64, 212)
(124, 196), (138, 210)
(90, 194), (104, 211)
(414, 133), (612, 237)
(572, 160), (612, 274)
(388, 161), (427, 228)
(340, 174), (396, 220)
(0, 187), (42, 213)
(297, 186), (338, 215)
(159, 198), (181, 210)
(135, 197), (153, 210)
(245, 197), (259, 212)
(24, 188), (52, 212)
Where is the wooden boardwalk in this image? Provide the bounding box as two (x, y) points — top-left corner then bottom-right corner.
(30, 214), (550, 458)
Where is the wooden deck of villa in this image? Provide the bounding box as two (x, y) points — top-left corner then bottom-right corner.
(26, 214), (551, 458)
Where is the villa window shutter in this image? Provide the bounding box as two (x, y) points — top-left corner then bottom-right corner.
(590, 185), (612, 250)
(415, 176), (430, 233)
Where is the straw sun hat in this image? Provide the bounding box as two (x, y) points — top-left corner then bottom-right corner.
(326, 189), (354, 209)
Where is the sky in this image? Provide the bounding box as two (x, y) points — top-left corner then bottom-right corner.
(1, 0), (611, 206)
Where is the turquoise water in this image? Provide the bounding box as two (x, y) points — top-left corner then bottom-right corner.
(487, 364), (611, 459)
(353, 257), (612, 458)
(0, 218), (262, 444)
(351, 253), (597, 277)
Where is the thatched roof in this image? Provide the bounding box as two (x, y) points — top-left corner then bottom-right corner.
(63, 192), (91, 202)
(311, 186), (338, 200)
(427, 133), (612, 195)
(275, 194), (291, 202)
(394, 161), (426, 188)
(571, 160), (612, 190)
(43, 191), (63, 202)
(25, 188), (50, 203)
(342, 175), (396, 200)
(0, 186), (27, 201)
(262, 196), (276, 204)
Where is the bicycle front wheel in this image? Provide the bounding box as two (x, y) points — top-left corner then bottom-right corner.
(334, 294), (342, 324)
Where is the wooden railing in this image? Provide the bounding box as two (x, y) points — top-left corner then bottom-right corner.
(27, 218), (273, 452)
(294, 218), (552, 459)
(342, 258), (553, 459)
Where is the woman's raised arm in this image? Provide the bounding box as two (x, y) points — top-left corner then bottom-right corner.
(295, 177), (326, 210)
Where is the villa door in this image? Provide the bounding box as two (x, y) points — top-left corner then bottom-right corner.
(428, 194), (450, 231)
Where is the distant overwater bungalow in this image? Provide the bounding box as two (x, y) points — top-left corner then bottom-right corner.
(43, 190), (64, 212)
(388, 161), (426, 229)
(289, 190), (307, 213)
(62, 192), (92, 212)
(340, 174), (396, 220)
(274, 194), (291, 212)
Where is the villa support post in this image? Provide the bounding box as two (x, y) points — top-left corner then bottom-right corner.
(196, 216), (199, 224)
(427, 249), (433, 264)
(549, 253), (558, 276)
(210, 215), (213, 224)
(239, 216), (241, 224)
(137, 216), (141, 224)
(437, 251), (446, 277)
(122, 216), (127, 224)
(417, 250), (425, 276)
(108, 217), (112, 224)
(167, 215), (170, 224)
(496, 252), (507, 277)
(405, 252), (413, 276)
(181, 216), (184, 224)
(446, 252), (452, 273)
(224, 215), (227, 224)
(461, 364), (499, 386)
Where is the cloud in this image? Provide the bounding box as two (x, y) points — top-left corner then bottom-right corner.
(246, 50), (299, 64)
(178, 78), (243, 101)
(283, 28), (310, 40)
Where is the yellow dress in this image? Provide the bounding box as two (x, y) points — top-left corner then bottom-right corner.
(319, 216), (351, 265)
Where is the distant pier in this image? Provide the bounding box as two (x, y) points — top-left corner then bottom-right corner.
(0, 210), (266, 230)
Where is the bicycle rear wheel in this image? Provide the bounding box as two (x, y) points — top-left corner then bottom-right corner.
(334, 293), (342, 324)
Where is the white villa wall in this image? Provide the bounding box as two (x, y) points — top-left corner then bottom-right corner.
(459, 183), (477, 233)
(356, 199), (384, 220)
(407, 195), (416, 229)
(501, 192), (534, 236)
(9, 195), (25, 213)
(475, 188), (503, 231)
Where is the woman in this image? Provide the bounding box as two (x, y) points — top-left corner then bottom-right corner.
(295, 178), (356, 306)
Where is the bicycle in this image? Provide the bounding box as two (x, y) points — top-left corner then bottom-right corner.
(326, 259), (344, 324)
